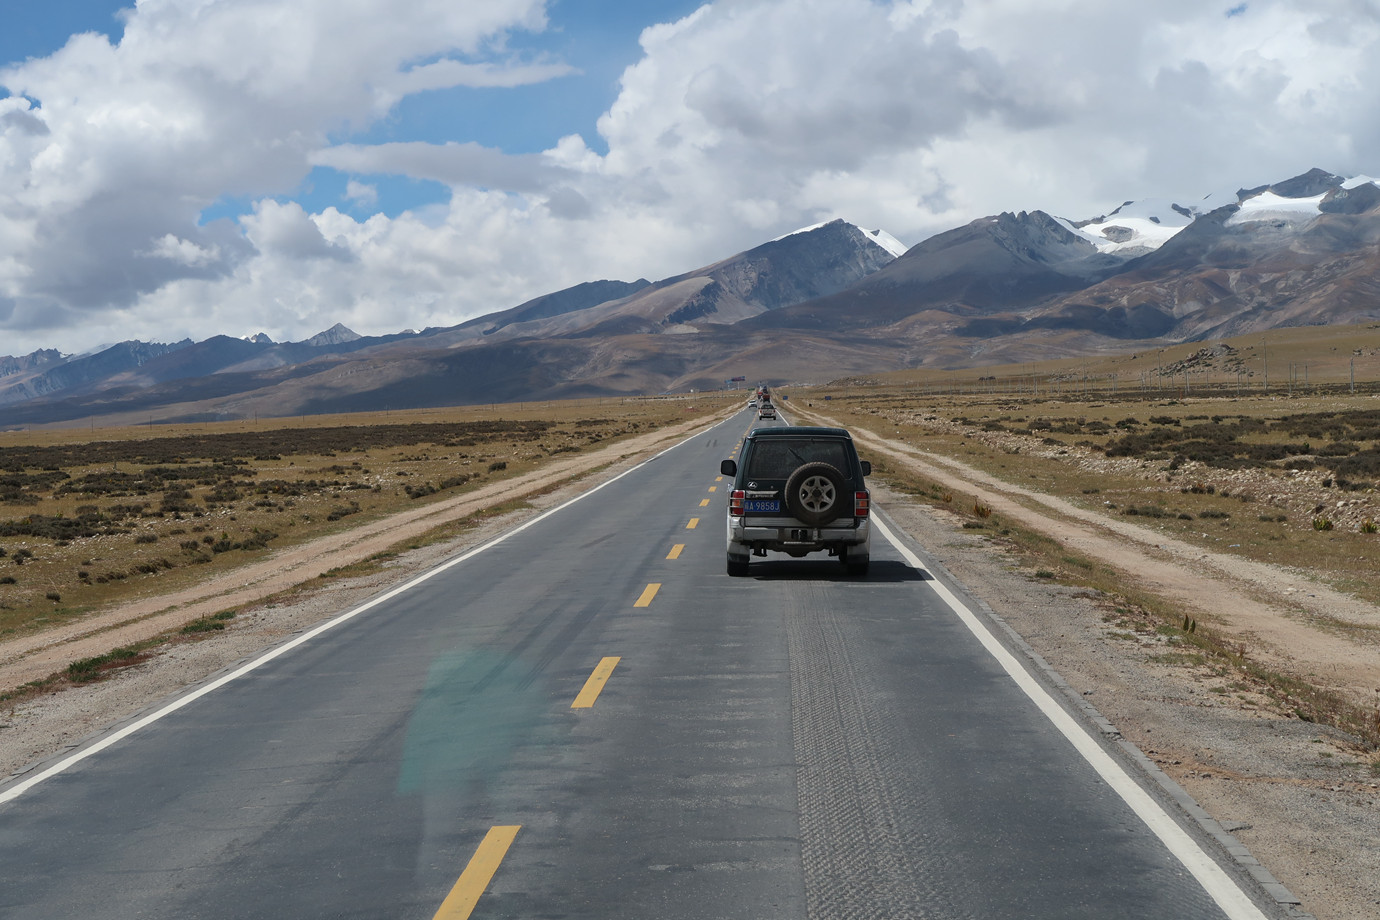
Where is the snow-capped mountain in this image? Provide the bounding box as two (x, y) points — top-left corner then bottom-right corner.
(750, 167), (1380, 358)
(5, 168), (1380, 425)
(1062, 169), (1380, 258)
(0, 220), (901, 422)
(776, 220), (908, 258)
(1062, 197), (1223, 257)
(861, 227), (908, 258)
(418, 218), (902, 346)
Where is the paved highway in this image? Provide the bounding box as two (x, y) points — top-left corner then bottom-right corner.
(0, 408), (1281, 919)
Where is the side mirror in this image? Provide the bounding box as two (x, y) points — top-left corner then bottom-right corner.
(860, 460), (871, 476)
(720, 459), (737, 476)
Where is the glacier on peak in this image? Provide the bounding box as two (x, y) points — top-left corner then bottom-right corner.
(772, 219), (908, 257)
(861, 227), (908, 258)
(1226, 190), (1329, 227)
(1062, 173), (1380, 255)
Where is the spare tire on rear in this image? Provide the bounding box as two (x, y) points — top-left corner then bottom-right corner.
(784, 462), (847, 526)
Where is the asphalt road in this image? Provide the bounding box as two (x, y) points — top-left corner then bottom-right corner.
(0, 408), (1281, 919)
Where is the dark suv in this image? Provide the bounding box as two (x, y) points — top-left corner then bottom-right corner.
(720, 426), (871, 576)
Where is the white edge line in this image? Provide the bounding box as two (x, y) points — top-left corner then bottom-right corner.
(873, 515), (1270, 920)
(0, 419), (724, 806)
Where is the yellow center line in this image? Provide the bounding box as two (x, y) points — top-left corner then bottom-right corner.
(433, 825), (521, 920)
(634, 582), (661, 606)
(707, 486), (717, 492)
(667, 544), (685, 559)
(571, 656), (621, 709)
(715, 476), (723, 482)
(686, 518), (699, 529)
(699, 498), (710, 507)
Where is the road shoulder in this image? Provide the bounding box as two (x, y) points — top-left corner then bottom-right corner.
(874, 483), (1375, 920)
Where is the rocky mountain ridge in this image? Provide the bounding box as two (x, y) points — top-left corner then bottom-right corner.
(4, 169), (1380, 426)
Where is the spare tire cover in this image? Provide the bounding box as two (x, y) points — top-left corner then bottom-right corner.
(784, 461), (847, 526)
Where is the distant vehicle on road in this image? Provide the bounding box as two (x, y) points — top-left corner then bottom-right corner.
(758, 404), (776, 419)
(721, 426), (871, 576)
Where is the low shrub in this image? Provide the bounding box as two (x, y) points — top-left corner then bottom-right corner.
(326, 502), (360, 522)
(181, 610), (236, 634)
(67, 646), (145, 683)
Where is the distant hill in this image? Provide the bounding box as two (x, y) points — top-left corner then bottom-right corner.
(0, 221), (901, 425)
(743, 169), (1380, 368)
(0, 339), (193, 408)
(6, 170), (1380, 427)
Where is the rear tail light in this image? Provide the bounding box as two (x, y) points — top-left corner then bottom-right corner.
(854, 491), (870, 517)
(730, 490), (745, 516)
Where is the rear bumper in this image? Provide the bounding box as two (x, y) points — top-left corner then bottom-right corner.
(726, 515), (871, 558)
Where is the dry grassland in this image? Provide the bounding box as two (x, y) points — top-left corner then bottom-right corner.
(802, 388), (1380, 603)
(0, 395), (733, 695)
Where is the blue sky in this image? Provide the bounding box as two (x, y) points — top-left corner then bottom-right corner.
(1, 1), (1376, 355)
(1, 0), (704, 221)
(0, 0), (125, 62)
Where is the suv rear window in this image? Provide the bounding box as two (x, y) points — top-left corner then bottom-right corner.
(745, 440), (850, 479)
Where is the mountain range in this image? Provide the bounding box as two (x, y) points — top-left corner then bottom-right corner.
(4, 167), (1380, 427)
